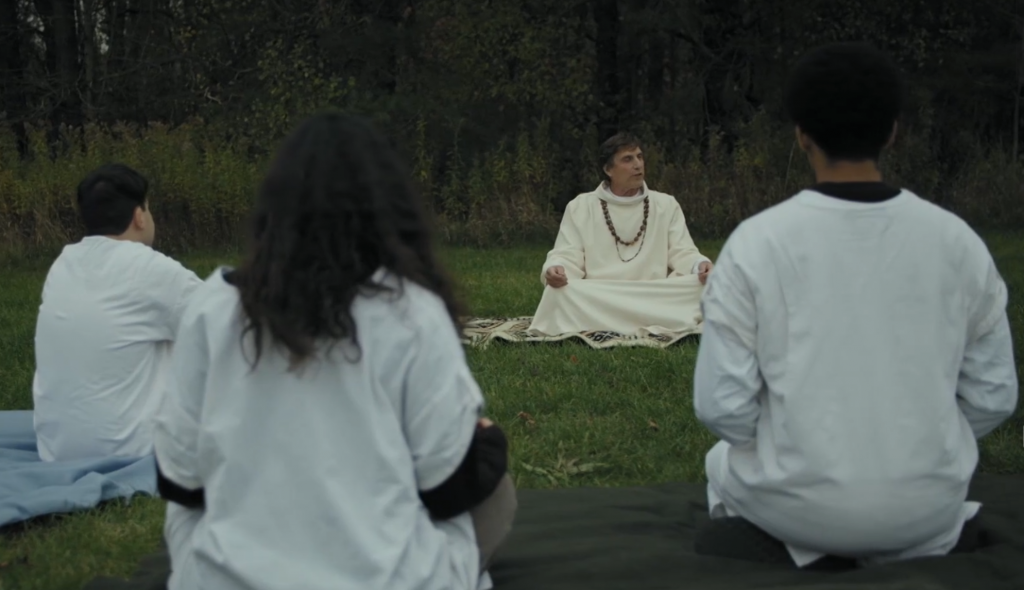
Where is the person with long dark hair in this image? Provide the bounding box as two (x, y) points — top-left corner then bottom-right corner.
(152, 112), (517, 590)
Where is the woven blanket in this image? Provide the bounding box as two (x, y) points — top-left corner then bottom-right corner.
(460, 317), (700, 350)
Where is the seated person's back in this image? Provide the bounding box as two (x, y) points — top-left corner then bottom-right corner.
(693, 43), (1018, 567)
(154, 113), (515, 590)
(33, 164), (202, 462)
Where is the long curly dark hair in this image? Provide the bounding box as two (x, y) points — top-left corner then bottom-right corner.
(231, 111), (466, 370)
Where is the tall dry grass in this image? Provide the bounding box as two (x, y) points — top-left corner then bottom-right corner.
(1, 111), (1020, 262)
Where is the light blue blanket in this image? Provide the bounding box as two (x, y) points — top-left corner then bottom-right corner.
(0, 410), (157, 529)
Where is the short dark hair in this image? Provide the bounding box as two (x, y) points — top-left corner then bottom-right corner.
(598, 132), (643, 181)
(233, 111), (467, 370)
(783, 42), (905, 161)
(76, 164), (149, 236)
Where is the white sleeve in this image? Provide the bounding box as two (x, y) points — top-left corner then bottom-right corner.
(152, 302), (209, 491)
(147, 254), (204, 339)
(541, 201), (587, 284)
(667, 202), (707, 276)
(402, 299), (485, 491)
(956, 244), (1018, 439)
(692, 236), (763, 446)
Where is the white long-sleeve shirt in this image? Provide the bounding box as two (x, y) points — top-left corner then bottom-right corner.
(33, 236), (203, 461)
(154, 269), (486, 590)
(693, 187), (1017, 557)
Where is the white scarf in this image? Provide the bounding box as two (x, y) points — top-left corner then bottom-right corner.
(596, 181), (648, 206)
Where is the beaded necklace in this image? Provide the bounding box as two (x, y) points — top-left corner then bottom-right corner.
(600, 196), (649, 263)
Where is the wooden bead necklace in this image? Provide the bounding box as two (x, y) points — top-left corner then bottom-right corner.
(601, 197), (649, 263)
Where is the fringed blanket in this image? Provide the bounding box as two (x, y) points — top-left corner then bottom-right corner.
(460, 317), (700, 350)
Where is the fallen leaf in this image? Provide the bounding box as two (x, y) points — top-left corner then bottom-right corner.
(520, 462), (560, 486)
(648, 419), (659, 431)
(569, 355), (579, 364)
(516, 411), (536, 428)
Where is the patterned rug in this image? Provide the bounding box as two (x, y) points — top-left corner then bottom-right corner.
(460, 317), (701, 350)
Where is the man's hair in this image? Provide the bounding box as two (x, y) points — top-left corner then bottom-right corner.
(76, 164), (149, 236)
(598, 132), (643, 181)
(783, 42), (905, 162)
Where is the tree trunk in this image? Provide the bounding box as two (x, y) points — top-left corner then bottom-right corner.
(102, 0), (126, 117)
(78, 0), (99, 121)
(647, 33), (665, 113)
(1014, 17), (1023, 162)
(0, 0), (30, 157)
(592, 0), (620, 141)
(34, 0), (81, 155)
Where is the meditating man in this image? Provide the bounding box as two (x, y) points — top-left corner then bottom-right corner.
(528, 132), (712, 338)
(693, 42), (1018, 568)
(32, 164), (203, 462)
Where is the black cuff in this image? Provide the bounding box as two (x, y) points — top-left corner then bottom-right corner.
(419, 424), (508, 520)
(156, 457), (206, 509)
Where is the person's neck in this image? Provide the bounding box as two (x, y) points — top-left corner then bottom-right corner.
(607, 181), (642, 197)
(102, 232), (147, 244)
(813, 158), (884, 184)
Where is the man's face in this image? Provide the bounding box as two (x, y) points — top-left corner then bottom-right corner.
(605, 146), (645, 191)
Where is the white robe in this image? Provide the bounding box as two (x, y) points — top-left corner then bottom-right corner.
(694, 188), (1018, 566)
(528, 182), (710, 337)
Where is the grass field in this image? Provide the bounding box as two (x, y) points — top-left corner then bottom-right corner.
(2, 235), (1024, 590)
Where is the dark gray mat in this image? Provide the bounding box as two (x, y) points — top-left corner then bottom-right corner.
(84, 474), (1024, 590)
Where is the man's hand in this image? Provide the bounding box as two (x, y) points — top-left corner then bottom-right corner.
(478, 417), (494, 429)
(697, 261), (713, 285)
(545, 265), (568, 288)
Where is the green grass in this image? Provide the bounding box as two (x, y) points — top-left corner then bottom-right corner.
(2, 236), (1024, 589)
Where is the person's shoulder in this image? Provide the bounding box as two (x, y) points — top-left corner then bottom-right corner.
(565, 188), (601, 210)
(642, 187), (680, 206)
(712, 194), (808, 262)
(644, 187), (677, 202)
(901, 190), (974, 228)
(644, 188), (694, 219)
(133, 244), (196, 277)
(355, 270), (456, 333)
(177, 267), (239, 326)
(899, 191), (994, 261)
(88, 239), (195, 284)
(394, 276), (456, 329)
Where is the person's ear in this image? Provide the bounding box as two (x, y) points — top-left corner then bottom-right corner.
(132, 206), (146, 230)
(794, 125), (811, 151)
(794, 126), (811, 152)
(885, 121), (898, 148)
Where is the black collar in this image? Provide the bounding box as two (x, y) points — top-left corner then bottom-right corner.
(811, 182), (901, 203)
(221, 267), (237, 285)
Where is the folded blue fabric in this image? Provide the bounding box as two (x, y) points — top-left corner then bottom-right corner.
(0, 410), (158, 529)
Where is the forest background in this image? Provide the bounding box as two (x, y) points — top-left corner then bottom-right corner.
(0, 0), (1022, 256)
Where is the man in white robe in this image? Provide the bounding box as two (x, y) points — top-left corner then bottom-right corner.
(528, 132), (713, 338)
(693, 42), (1018, 569)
